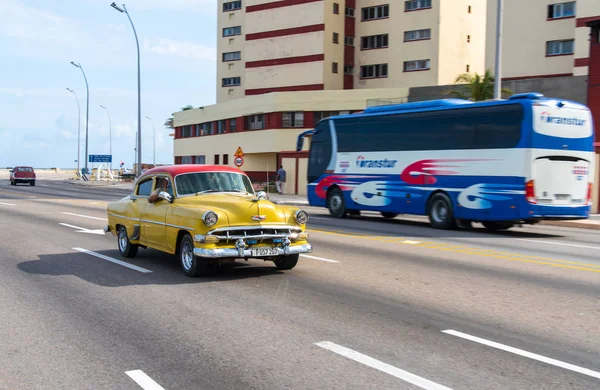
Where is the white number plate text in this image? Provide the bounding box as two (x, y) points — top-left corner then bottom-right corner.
(251, 247), (280, 256)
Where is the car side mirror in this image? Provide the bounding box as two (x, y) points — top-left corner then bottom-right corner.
(256, 191), (268, 200)
(158, 191), (173, 203)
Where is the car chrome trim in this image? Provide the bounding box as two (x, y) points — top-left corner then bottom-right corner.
(193, 243), (313, 258)
(208, 225), (302, 234)
(165, 223), (194, 231)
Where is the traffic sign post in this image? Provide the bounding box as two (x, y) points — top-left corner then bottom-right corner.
(234, 146), (244, 157)
(89, 155), (112, 163)
(234, 156), (244, 167)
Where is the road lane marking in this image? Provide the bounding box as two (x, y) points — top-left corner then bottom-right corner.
(402, 240), (421, 245)
(301, 254), (340, 263)
(125, 370), (166, 390)
(315, 341), (452, 390)
(62, 212), (107, 221)
(518, 239), (600, 251)
(73, 248), (152, 273)
(0, 201), (16, 206)
(443, 330), (600, 380)
(59, 223), (105, 235)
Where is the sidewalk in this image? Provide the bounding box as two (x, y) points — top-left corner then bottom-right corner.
(267, 193), (309, 206)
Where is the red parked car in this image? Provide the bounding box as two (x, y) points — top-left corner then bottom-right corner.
(10, 166), (36, 186)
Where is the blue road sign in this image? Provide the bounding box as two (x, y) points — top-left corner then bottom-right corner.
(89, 155), (112, 163)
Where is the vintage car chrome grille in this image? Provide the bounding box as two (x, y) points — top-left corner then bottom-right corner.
(207, 225), (303, 244)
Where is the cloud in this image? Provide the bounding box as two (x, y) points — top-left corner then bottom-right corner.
(144, 38), (216, 61)
(115, 124), (134, 138)
(0, 0), (86, 48)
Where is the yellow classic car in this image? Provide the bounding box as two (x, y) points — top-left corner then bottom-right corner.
(104, 164), (313, 276)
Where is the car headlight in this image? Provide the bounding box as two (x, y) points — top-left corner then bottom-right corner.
(294, 210), (309, 225)
(202, 211), (218, 227)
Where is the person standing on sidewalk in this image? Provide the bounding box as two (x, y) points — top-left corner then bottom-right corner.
(276, 165), (286, 195)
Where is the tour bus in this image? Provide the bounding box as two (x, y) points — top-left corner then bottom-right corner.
(296, 93), (595, 230)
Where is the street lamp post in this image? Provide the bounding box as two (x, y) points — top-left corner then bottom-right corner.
(100, 105), (113, 171)
(66, 88), (81, 176)
(146, 116), (156, 166)
(70, 62), (90, 174)
(494, 0), (504, 100)
(111, 2), (142, 177)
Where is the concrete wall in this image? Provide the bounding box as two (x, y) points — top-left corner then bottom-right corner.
(408, 75), (588, 104)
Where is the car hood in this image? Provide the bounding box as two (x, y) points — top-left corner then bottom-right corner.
(175, 193), (290, 226)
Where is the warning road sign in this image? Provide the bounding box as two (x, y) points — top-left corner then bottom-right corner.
(234, 156), (244, 167)
(234, 146), (244, 157)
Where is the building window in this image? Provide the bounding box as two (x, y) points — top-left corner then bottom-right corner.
(466, 64), (470, 72)
(344, 65), (354, 75)
(404, 59), (430, 72)
(282, 112), (305, 128)
(223, 51), (241, 62)
(181, 125), (192, 138)
(246, 114), (264, 130)
(223, 1), (242, 12)
(222, 77), (241, 87)
(223, 154), (229, 165)
(345, 7), (355, 17)
(181, 156), (192, 164)
(230, 118), (237, 132)
(208, 122), (216, 135)
(405, 0), (431, 11)
(223, 26), (242, 37)
(344, 36), (355, 46)
(332, 62), (339, 73)
(333, 32), (339, 43)
(362, 4), (389, 21)
(333, 2), (339, 14)
(361, 34), (389, 50)
(468, 5), (471, 13)
(217, 120), (225, 134)
(195, 155), (206, 164)
(548, 2), (575, 19)
(404, 29), (431, 42)
(546, 39), (574, 55)
(214, 154), (220, 164)
(314, 111), (340, 122)
(467, 35), (471, 43)
(360, 64), (388, 79)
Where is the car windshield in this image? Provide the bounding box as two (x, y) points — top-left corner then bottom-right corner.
(176, 172), (255, 196)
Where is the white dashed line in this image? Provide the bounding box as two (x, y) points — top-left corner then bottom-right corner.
(0, 202), (16, 206)
(301, 254), (340, 263)
(61, 212), (107, 221)
(518, 239), (600, 250)
(315, 341), (452, 390)
(73, 248), (152, 273)
(443, 330), (600, 380)
(125, 370), (166, 390)
(402, 240), (421, 245)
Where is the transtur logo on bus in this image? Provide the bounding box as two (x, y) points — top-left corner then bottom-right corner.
(540, 111), (586, 126)
(356, 156), (398, 168)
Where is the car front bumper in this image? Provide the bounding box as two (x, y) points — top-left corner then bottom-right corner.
(193, 243), (313, 258)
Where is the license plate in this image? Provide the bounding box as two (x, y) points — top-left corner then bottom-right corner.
(555, 194), (570, 200)
(251, 247), (279, 256)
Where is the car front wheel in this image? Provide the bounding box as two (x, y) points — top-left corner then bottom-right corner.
(179, 234), (208, 277)
(118, 226), (138, 258)
(274, 254), (299, 270)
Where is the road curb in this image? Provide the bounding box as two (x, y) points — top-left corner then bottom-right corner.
(540, 220), (600, 231)
(63, 180), (133, 189)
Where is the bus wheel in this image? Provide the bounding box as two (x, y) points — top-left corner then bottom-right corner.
(482, 221), (513, 231)
(327, 187), (346, 218)
(428, 193), (456, 230)
(381, 212), (399, 219)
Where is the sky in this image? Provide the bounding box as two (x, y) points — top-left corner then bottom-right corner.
(0, 0), (217, 169)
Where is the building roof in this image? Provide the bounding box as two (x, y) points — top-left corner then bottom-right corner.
(140, 164), (245, 178)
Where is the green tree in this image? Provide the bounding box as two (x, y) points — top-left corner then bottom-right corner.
(444, 69), (511, 101)
(164, 105), (194, 129)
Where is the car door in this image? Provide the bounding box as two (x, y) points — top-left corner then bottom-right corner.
(132, 177), (155, 244)
(141, 175), (172, 250)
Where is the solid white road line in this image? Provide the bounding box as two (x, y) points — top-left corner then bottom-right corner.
(315, 341), (453, 390)
(443, 330), (600, 380)
(125, 370), (166, 390)
(518, 239), (600, 250)
(301, 254), (340, 263)
(61, 212), (107, 221)
(73, 248), (152, 273)
(402, 240), (421, 245)
(0, 202), (16, 206)
(59, 223), (88, 230)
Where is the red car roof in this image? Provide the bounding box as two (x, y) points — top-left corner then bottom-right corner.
(140, 164), (246, 178)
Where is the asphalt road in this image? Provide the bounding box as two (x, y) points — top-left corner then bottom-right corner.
(1, 179), (599, 390)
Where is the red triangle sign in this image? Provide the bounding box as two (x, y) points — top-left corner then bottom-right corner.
(234, 147), (244, 157)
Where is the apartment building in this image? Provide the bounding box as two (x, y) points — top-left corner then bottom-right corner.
(485, 0), (600, 80)
(217, 0), (487, 103)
